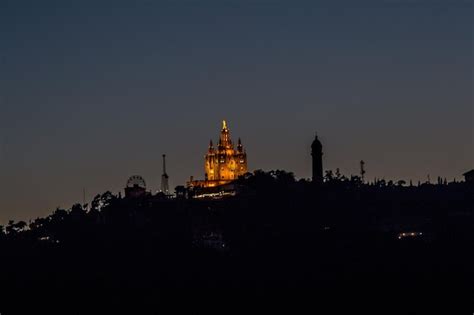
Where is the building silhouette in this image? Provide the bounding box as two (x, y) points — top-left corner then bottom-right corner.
(188, 120), (247, 188)
(463, 169), (474, 183)
(311, 134), (323, 183)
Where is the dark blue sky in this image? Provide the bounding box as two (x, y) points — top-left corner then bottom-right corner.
(0, 0), (472, 222)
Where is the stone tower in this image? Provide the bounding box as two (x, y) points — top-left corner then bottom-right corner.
(311, 134), (323, 183)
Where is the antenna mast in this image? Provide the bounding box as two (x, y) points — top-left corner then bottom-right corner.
(163, 154), (167, 174)
(82, 187), (88, 210)
(161, 154), (169, 194)
(360, 160), (366, 183)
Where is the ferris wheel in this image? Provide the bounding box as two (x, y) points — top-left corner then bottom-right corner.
(126, 175), (147, 189)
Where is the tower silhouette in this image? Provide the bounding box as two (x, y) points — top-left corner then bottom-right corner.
(311, 134), (323, 183)
(161, 154), (169, 194)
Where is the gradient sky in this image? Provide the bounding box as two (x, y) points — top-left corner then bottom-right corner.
(0, 0), (472, 223)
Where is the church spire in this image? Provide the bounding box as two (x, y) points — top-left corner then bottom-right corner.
(208, 139), (214, 153)
(219, 119), (232, 149)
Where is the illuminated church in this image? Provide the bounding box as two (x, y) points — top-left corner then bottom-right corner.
(188, 120), (248, 188)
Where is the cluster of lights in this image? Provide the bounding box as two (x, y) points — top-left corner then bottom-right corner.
(194, 191), (236, 199)
(192, 231), (227, 250)
(398, 232), (423, 239)
(38, 236), (60, 243)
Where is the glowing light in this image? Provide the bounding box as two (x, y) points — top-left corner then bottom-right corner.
(397, 231), (423, 239)
(188, 120), (247, 189)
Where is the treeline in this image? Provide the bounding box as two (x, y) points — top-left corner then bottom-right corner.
(0, 170), (472, 312)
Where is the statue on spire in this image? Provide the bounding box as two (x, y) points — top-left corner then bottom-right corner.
(219, 119), (232, 149)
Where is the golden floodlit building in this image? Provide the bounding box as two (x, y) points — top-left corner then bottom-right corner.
(188, 120), (248, 188)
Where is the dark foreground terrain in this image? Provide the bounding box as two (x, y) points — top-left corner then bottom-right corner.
(1, 171), (473, 313)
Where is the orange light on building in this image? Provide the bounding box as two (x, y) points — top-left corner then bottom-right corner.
(188, 120), (248, 188)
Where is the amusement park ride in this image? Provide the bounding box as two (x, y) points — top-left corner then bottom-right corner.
(124, 175), (148, 198)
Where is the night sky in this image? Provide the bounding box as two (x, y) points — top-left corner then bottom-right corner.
(0, 0), (472, 223)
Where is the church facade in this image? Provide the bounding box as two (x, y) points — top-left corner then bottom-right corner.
(188, 120), (248, 188)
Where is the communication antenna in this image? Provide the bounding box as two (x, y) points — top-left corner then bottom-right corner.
(82, 187), (88, 210)
(360, 160), (366, 183)
(161, 154), (170, 194)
